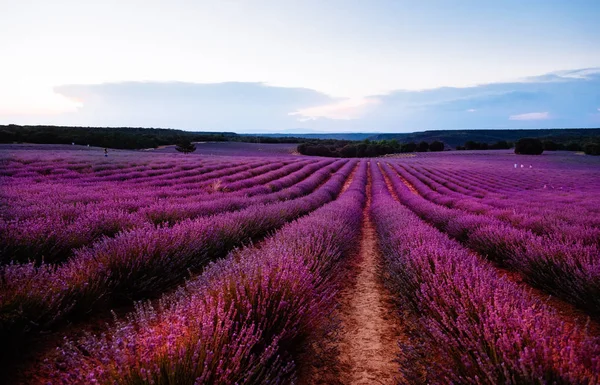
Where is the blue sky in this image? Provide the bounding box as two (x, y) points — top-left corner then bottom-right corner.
(1, 0), (599, 132)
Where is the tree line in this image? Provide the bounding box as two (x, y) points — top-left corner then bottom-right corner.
(0, 125), (318, 149)
(297, 139), (445, 157)
(456, 138), (600, 155)
(3, 125), (598, 156)
(299, 137), (600, 157)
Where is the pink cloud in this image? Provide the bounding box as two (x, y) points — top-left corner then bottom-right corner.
(289, 97), (380, 121)
(509, 112), (550, 121)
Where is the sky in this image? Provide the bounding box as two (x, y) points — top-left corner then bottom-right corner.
(1, 0), (600, 132)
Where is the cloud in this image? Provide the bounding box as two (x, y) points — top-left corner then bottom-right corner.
(522, 68), (600, 83)
(25, 82), (335, 132)
(509, 112), (550, 121)
(0, 85), (82, 115)
(356, 67), (600, 130)
(289, 98), (380, 121)
(2, 68), (600, 132)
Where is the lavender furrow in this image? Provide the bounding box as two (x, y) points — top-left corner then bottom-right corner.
(443, 165), (600, 222)
(0, 159), (257, 220)
(399, 164), (600, 239)
(432, 164), (600, 212)
(408, 164), (600, 228)
(0, 160), (335, 264)
(0, 159), (356, 343)
(383, 161), (600, 318)
(43, 161), (368, 385)
(371, 162), (600, 384)
(139, 160), (344, 223)
(131, 159), (274, 187)
(133, 159), (338, 224)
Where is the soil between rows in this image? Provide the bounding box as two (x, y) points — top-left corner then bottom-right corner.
(303, 166), (405, 384)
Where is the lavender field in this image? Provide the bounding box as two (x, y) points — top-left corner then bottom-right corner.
(1, 144), (599, 384)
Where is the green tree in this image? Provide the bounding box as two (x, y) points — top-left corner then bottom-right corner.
(429, 141), (444, 152)
(175, 141), (197, 154)
(401, 142), (417, 153)
(417, 141), (429, 152)
(583, 142), (600, 155)
(515, 138), (543, 155)
(543, 140), (559, 151)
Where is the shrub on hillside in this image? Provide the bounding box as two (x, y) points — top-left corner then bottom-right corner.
(339, 145), (357, 157)
(175, 141), (197, 154)
(543, 140), (560, 151)
(429, 141), (444, 152)
(489, 140), (512, 150)
(515, 138), (544, 155)
(566, 142), (582, 151)
(583, 142), (600, 155)
(401, 142), (417, 153)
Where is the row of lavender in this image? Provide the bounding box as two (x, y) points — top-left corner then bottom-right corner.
(1, 156), (272, 248)
(370, 162), (600, 384)
(395, 164), (600, 243)
(0, 155), (355, 343)
(403, 163), (600, 229)
(139, 159), (342, 225)
(42, 161), (368, 384)
(2, 156), (299, 221)
(2, 159), (325, 221)
(1, 155), (340, 263)
(385, 161), (600, 317)
(397, 155), (600, 214)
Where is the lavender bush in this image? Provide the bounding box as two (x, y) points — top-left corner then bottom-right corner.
(370, 161), (600, 384)
(0, 158), (356, 342)
(45, 161), (367, 384)
(383, 161), (600, 317)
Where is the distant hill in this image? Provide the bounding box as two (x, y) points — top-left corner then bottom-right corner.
(0, 125), (237, 150)
(0, 125), (319, 150)
(3, 125), (599, 151)
(368, 129), (600, 148)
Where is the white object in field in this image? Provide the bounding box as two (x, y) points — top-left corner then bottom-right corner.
(72, 142), (75, 145)
(514, 163), (517, 168)
(521, 164), (524, 168)
(529, 165), (532, 168)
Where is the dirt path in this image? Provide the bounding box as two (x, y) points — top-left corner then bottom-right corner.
(331, 170), (403, 385)
(340, 162), (360, 194)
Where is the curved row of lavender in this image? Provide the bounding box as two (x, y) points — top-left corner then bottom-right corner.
(370, 161), (600, 384)
(139, 159), (343, 225)
(2, 157), (310, 222)
(420, 155), (599, 218)
(398, 152), (600, 210)
(383, 161), (600, 317)
(44, 161), (367, 384)
(397, 164), (600, 239)
(396, 162), (600, 263)
(0, 154), (356, 344)
(2, 156), (339, 263)
(1, 157), (275, 261)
